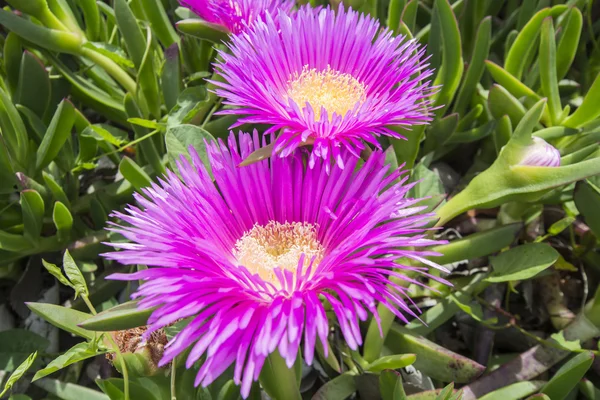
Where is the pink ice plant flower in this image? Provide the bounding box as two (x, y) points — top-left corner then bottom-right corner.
(213, 6), (435, 169)
(179, 0), (295, 34)
(103, 132), (448, 397)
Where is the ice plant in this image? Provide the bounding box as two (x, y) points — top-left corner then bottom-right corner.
(103, 132), (447, 397)
(213, 6), (435, 168)
(179, 0), (295, 34)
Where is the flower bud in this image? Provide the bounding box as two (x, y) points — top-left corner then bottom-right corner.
(518, 137), (561, 167)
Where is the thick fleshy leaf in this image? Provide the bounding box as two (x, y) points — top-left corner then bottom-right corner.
(380, 370), (407, 400)
(367, 354), (416, 372)
(26, 302), (93, 339)
(34, 379), (109, 400)
(15, 51), (50, 118)
(574, 181), (600, 239)
(20, 190), (45, 243)
(78, 300), (153, 331)
(386, 324), (485, 383)
(36, 99), (76, 171)
(176, 19), (231, 43)
(53, 202), (73, 242)
(119, 157), (152, 191)
(540, 352), (594, 400)
(479, 381), (545, 400)
(312, 372), (356, 400)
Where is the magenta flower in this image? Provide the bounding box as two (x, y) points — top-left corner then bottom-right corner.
(179, 0), (295, 34)
(213, 6), (435, 168)
(104, 132), (447, 397)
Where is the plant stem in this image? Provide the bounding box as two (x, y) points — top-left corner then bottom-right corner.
(106, 334), (131, 400)
(170, 357), (177, 400)
(79, 46), (137, 94)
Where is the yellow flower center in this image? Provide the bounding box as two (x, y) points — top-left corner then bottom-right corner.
(287, 65), (367, 121)
(234, 221), (324, 285)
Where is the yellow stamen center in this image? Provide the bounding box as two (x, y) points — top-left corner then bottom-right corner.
(287, 65), (367, 121)
(234, 221), (324, 285)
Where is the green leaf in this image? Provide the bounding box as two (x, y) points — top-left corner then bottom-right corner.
(574, 181), (600, 238)
(138, 0), (179, 47)
(387, 0), (406, 33)
(86, 125), (126, 147)
(380, 370), (407, 400)
(15, 51), (50, 118)
(26, 302), (94, 340)
(432, 0), (463, 116)
(408, 160), (445, 212)
(556, 8), (582, 81)
(78, 0), (101, 41)
(430, 223), (523, 265)
(0, 352), (37, 398)
(504, 7), (552, 80)
(20, 190), (45, 243)
(36, 99), (76, 171)
(53, 202), (73, 242)
(79, 300), (153, 331)
(259, 351), (301, 400)
(488, 84), (526, 128)
(126, 118), (160, 129)
(0, 329), (48, 371)
(550, 332), (581, 352)
(82, 42), (134, 69)
(367, 354), (416, 372)
(540, 352), (594, 400)
(539, 17), (562, 124)
(63, 250), (89, 298)
(479, 381), (545, 400)
(34, 379), (109, 400)
(136, 26), (161, 118)
(563, 71), (600, 128)
(114, 0), (146, 67)
(43, 172), (70, 208)
(0, 230), (29, 252)
(0, 9), (82, 54)
(579, 380), (600, 400)
(391, 125), (425, 171)
(0, 87), (28, 166)
(118, 157), (152, 191)
(486, 243), (559, 282)
(167, 86), (209, 127)
(96, 378), (162, 400)
(386, 324), (485, 383)
(312, 372), (356, 400)
(165, 124), (215, 175)
(162, 43), (182, 112)
(42, 259), (73, 289)
(4, 32), (22, 95)
(33, 342), (102, 381)
(124, 94), (164, 175)
(176, 19), (230, 43)
(453, 16), (491, 116)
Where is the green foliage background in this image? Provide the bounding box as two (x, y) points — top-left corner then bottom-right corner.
(0, 0), (599, 399)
